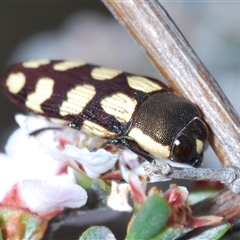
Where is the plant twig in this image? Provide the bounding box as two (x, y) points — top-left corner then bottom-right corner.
(191, 189), (240, 225)
(144, 163), (240, 193)
(102, 0), (240, 168)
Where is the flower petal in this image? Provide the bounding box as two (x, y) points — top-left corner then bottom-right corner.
(65, 145), (119, 178)
(15, 114), (60, 134)
(107, 181), (132, 212)
(164, 184), (189, 208)
(119, 148), (140, 169)
(15, 114), (67, 162)
(4, 128), (65, 177)
(20, 176), (87, 215)
(129, 173), (147, 204)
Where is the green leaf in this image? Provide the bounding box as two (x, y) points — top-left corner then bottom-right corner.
(126, 193), (171, 240)
(0, 207), (46, 239)
(76, 172), (111, 208)
(79, 226), (116, 240)
(150, 220), (231, 240)
(181, 220), (231, 240)
(151, 226), (187, 240)
(76, 172), (95, 189)
(21, 213), (44, 239)
(188, 189), (218, 205)
(86, 179), (111, 208)
(0, 229), (3, 240)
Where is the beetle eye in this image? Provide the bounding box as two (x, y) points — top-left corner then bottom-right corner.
(172, 135), (193, 163)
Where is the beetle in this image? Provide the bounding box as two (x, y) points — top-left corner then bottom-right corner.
(1, 60), (208, 167)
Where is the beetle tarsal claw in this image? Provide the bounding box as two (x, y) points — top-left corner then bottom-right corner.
(144, 163), (173, 178)
(230, 178), (240, 193)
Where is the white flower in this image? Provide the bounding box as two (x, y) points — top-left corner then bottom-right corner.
(119, 148), (166, 183)
(119, 148), (140, 169)
(119, 148), (141, 181)
(0, 128), (67, 202)
(107, 181), (132, 212)
(14, 114), (106, 161)
(0, 115), (88, 218)
(65, 145), (119, 179)
(20, 176), (87, 215)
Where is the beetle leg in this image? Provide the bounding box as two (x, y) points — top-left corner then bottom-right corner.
(68, 122), (80, 130)
(106, 136), (155, 163)
(29, 127), (62, 136)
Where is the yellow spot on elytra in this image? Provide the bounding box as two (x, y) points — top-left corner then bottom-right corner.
(25, 78), (54, 113)
(91, 67), (122, 80)
(128, 127), (170, 159)
(127, 76), (163, 93)
(100, 93), (137, 123)
(6, 72), (26, 94)
(53, 61), (86, 71)
(82, 120), (117, 138)
(23, 60), (50, 68)
(59, 84), (96, 116)
(196, 139), (204, 154)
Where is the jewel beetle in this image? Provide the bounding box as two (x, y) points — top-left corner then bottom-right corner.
(1, 60), (208, 167)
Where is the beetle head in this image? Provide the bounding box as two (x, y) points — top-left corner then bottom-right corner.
(170, 117), (208, 167)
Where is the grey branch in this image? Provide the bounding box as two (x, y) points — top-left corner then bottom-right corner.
(144, 163), (240, 193)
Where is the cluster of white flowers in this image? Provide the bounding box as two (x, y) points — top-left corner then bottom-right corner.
(0, 114), (154, 218)
(0, 114), (88, 218)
